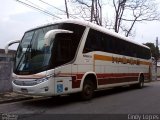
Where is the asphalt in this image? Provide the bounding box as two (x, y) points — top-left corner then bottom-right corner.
(0, 78), (160, 104)
(0, 92), (33, 104)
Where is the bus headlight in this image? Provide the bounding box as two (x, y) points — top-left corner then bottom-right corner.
(36, 77), (49, 84)
(36, 74), (53, 84)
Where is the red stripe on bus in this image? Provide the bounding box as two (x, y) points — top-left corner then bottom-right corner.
(96, 73), (139, 79)
(97, 76), (138, 85)
(71, 73), (149, 88)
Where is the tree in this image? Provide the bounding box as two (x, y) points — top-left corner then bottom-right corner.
(144, 42), (159, 60)
(71, 0), (103, 25)
(113, 0), (127, 33)
(70, 0), (160, 37)
(112, 0), (160, 37)
(65, 0), (69, 18)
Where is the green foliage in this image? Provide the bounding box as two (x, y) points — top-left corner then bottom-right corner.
(144, 42), (159, 60)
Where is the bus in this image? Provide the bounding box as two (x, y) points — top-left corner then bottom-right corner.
(5, 19), (152, 100)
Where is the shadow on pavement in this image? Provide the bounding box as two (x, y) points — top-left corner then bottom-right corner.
(22, 84), (150, 108)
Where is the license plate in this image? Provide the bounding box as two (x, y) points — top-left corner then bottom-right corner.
(21, 88), (28, 93)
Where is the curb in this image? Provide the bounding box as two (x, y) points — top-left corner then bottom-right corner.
(0, 96), (33, 104)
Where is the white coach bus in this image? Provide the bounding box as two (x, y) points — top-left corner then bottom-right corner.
(5, 19), (151, 100)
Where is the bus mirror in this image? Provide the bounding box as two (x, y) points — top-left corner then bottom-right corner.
(5, 40), (20, 54)
(44, 29), (73, 46)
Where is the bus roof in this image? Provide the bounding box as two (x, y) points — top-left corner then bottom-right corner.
(26, 19), (150, 50)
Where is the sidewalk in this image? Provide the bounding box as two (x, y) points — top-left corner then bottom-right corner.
(0, 92), (33, 104)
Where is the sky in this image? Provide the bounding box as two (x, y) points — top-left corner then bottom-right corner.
(0, 0), (160, 50)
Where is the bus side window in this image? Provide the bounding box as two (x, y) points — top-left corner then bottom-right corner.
(103, 34), (110, 53)
(83, 29), (103, 53)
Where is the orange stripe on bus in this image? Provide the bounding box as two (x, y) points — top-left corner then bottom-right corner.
(94, 54), (112, 62)
(140, 61), (151, 65)
(94, 54), (151, 66)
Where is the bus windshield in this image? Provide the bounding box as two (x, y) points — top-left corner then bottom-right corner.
(14, 23), (85, 75)
(15, 28), (53, 74)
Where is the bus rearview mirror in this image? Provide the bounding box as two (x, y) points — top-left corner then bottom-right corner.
(44, 29), (73, 47)
(5, 40), (20, 54)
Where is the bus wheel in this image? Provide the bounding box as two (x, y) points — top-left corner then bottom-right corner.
(81, 80), (94, 100)
(137, 75), (144, 89)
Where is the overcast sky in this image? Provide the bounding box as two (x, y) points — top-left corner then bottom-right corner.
(0, 0), (160, 50)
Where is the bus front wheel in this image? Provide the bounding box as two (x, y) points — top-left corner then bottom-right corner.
(81, 80), (94, 100)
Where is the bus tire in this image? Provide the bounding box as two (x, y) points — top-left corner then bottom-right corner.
(137, 75), (144, 89)
(81, 80), (94, 100)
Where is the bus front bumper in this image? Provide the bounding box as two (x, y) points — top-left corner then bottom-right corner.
(12, 79), (54, 96)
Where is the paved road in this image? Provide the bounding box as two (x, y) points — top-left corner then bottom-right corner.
(0, 81), (160, 119)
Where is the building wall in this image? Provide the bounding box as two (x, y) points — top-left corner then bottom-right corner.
(157, 61), (160, 78)
(158, 67), (160, 78)
(0, 62), (12, 93)
(0, 49), (15, 93)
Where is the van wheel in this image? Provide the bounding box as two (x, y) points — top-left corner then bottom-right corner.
(81, 80), (94, 100)
(137, 75), (144, 89)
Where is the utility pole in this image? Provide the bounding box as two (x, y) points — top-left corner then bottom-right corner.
(65, 0), (69, 18)
(155, 37), (159, 80)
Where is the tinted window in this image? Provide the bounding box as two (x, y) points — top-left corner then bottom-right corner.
(49, 23), (85, 69)
(83, 29), (103, 53)
(51, 33), (74, 67)
(83, 28), (151, 60)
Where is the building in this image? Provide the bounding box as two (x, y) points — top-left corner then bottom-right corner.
(0, 49), (16, 62)
(0, 49), (16, 93)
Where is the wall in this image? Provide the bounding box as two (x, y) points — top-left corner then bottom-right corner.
(158, 67), (160, 78)
(0, 62), (13, 93)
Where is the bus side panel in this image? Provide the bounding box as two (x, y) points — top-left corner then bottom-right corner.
(71, 51), (94, 90)
(93, 53), (151, 89)
(46, 64), (73, 95)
